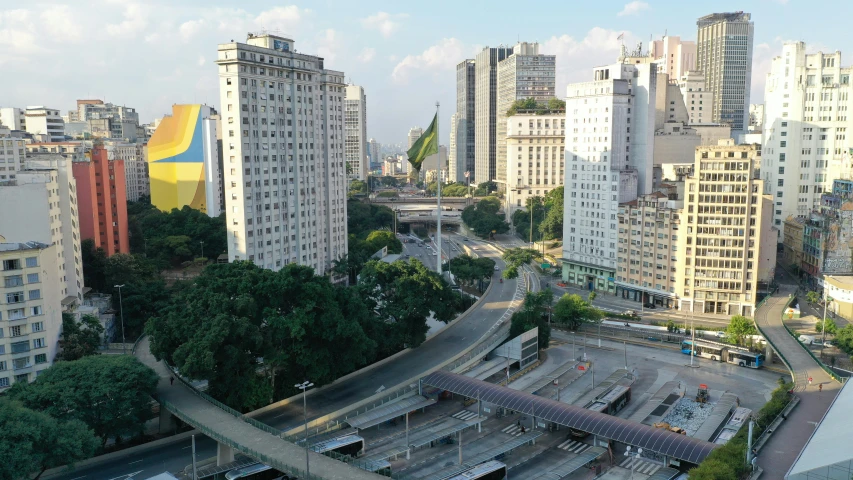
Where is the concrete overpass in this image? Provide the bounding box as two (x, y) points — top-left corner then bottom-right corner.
(397, 214), (462, 225)
(369, 197), (477, 207)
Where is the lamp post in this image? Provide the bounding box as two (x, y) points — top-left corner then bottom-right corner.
(199, 240), (204, 259)
(295, 381), (314, 476)
(114, 284), (126, 355)
(626, 446), (644, 480)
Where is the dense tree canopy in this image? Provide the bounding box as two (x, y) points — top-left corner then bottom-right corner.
(347, 199), (394, 236)
(540, 187), (564, 240)
(462, 196), (509, 238)
(349, 179), (368, 196)
(473, 181), (498, 197)
(502, 248), (539, 279)
(56, 313), (104, 361)
(506, 97), (566, 116)
(447, 254), (496, 285)
(7, 356), (158, 445)
(551, 293), (604, 330)
(725, 315), (758, 346)
(0, 399), (98, 480)
(509, 290), (553, 349)
(512, 196), (546, 243)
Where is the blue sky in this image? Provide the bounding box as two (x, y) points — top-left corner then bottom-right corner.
(1, 0), (851, 147)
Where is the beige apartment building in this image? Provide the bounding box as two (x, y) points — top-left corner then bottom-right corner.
(505, 112), (565, 217)
(616, 192), (682, 308)
(782, 215), (805, 271)
(677, 140), (773, 316)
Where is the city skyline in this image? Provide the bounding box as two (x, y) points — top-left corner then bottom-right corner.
(2, 1), (851, 147)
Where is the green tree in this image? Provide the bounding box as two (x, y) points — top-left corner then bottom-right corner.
(80, 239), (107, 292)
(552, 293), (604, 330)
(127, 201), (226, 266)
(0, 399), (98, 480)
(349, 179), (368, 196)
(833, 324), (853, 355)
(815, 317), (838, 335)
(347, 199), (394, 237)
(725, 315), (758, 346)
(512, 196), (546, 243)
(358, 259), (462, 349)
(461, 197), (510, 238)
(547, 98), (566, 111)
(365, 230), (403, 254)
(473, 181), (498, 196)
(539, 187), (564, 240)
(509, 290), (553, 349)
(102, 253), (170, 339)
(806, 290), (820, 304)
(57, 313), (104, 361)
(448, 255), (495, 286)
(502, 248), (538, 279)
(8, 356), (158, 445)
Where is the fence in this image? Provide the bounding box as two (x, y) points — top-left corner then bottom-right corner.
(752, 295), (794, 377)
(776, 297), (842, 382)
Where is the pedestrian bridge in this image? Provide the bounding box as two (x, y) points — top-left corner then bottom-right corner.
(397, 215), (462, 225)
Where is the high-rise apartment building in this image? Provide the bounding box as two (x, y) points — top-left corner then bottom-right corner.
(505, 113), (564, 217)
(72, 145), (129, 256)
(677, 71), (716, 125)
(749, 104), (764, 131)
(106, 142), (149, 202)
(455, 59), (476, 183)
(0, 157), (84, 304)
(24, 106), (65, 142)
(677, 140), (772, 316)
(474, 46), (514, 184)
(696, 12), (754, 134)
(561, 61), (657, 294)
(0, 108), (25, 131)
(407, 127), (423, 150)
(147, 104), (222, 216)
(651, 35), (697, 79)
(616, 192), (682, 308)
(448, 113), (460, 182)
(344, 85), (368, 182)
(0, 241), (63, 389)
(763, 42), (853, 236)
(367, 138), (380, 169)
(216, 33), (348, 274)
(0, 127), (25, 181)
(496, 43), (556, 187)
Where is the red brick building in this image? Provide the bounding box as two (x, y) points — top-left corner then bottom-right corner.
(72, 145), (129, 255)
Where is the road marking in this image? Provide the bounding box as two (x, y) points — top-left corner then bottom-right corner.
(128, 460), (143, 465)
(69, 476), (87, 480)
(375, 385), (386, 393)
(106, 471), (143, 480)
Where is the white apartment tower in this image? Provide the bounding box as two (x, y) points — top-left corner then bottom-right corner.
(0, 108), (25, 131)
(407, 127), (423, 150)
(448, 113), (460, 182)
(0, 127), (25, 181)
(651, 35), (697, 79)
(216, 33), (348, 274)
(474, 46), (514, 184)
(344, 85), (368, 181)
(762, 42), (853, 236)
(24, 107), (65, 142)
(696, 12), (754, 134)
(455, 59), (476, 183)
(0, 241), (63, 388)
(506, 113), (565, 216)
(0, 157), (84, 305)
(560, 61), (657, 294)
(106, 142), (150, 202)
(496, 42), (556, 187)
(677, 71), (716, 125)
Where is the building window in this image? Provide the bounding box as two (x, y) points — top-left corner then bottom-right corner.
(30, 306), (42, 316)
(5, 292), (24, 304)
(34, 354), (47, 364)
(28, 289), (40, 300)
(31, 322), (43, 332)
(24, 257), (37, 268)
(32, 338), (45, 349)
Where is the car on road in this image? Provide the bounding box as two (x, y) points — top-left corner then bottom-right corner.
(623, 310), (639, 317)
(494, 266), (500, 271)
(643, 303), (656, 309)
(463, 237), (469, 241)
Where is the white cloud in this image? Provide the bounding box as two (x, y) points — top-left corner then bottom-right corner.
(392, 38), (467, 84)
(179, 19), (205, 41)
(617, 1), (650, 16)
(361, 12), (408, 38)
(106, 2), (150, 37)
(358, 47), (376, 63)
(313, 29), (340, 63)
(39, 5), (82, 43)
(543, 28), (639, 95)
(197, 56), (206, 67)
(254, 5), (305, 32)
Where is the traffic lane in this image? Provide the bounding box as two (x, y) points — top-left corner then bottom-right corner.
(257, 251), (513, 431)
(47, 435), (218, 480)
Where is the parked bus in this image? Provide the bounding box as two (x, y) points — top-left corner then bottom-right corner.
(225, 463), (288, 480)
(570, 385), (632, 437)
(681, 340), (764, 368)
(311, 434), (365, 457)
(446, 461), (507, 480)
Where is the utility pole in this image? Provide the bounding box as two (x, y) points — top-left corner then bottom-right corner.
(114, 284), (126, 355)
(199, 240), (204, 259)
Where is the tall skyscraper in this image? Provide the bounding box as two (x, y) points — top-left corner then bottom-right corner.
(217, 33), (348, 274)
(454, 59), (476, 183)
(496, 42), (556, 187)
(407, 127), (423, 150)
(762, 42), (853, 236)
(474, 46), (513, 184)
(650, 35), (697, 79)
(344, 85), (368, 181)
(147, 104), (221, 216)
(367, 138), (380, 169)
(696, 12), (754, 135)
(73, 145), (130, 256)
(561, 60), (657, 294)
(448, 113), (459, 182)
(0, 156), (84, 304)
(107, 142), (149, 202)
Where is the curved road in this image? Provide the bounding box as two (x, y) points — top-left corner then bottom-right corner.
(753, 280), (840, 478)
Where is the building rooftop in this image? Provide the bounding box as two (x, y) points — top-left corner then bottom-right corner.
(0, 241), (49, 252)
(824, 275), (853, 287)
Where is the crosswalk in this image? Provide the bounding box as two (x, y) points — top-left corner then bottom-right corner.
(619, 457), (662, 476)
(451, 410), (479, 421)
(556, 438), (591, 454)
(501, 424), (528, 436)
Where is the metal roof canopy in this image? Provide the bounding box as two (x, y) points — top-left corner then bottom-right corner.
(346, 395), (436, 430)
(570, 368), (629, 407)
(422, 371), (718, 464)
(646, 467), (682, 480)
(627, 381), (681, 425)
(408, 419), (481, 450)
(693, 392), (738, 442)
(420, 431), (543, 480)
(529, 446), (607, 480)
(524, 361), (580, 394)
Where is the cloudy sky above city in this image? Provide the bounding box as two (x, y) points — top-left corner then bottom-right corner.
(2, 0), (851, 147)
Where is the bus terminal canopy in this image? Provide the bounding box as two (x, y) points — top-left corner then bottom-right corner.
(421, 371), (718, 464)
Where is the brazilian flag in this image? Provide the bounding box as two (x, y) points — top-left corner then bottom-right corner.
(407, 114), (438, 172)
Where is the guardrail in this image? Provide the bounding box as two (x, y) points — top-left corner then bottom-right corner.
(752, 295), (795, 377)
(776, 298), (842, 382)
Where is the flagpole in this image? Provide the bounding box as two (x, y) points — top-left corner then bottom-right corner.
(436, 101), (442, 275)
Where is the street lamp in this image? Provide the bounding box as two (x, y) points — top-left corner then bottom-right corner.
(114, 284), (126, 355)
(626, 446), (644, 479)
(295, 381), (314, 476)
(199, 240), (204, 259)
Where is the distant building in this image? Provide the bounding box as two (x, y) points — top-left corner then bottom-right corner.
(748, 104), (764, 132)
(367, 138), (380, 168)
(344, 85), (368, 181)
(782, 215), (805, 271)
(0, 126), (25, 181)
(0, 241), (63, 389)
(677, 71), (715, 125)
(797, 179), (853, 287)
(147, 104), (221, 217)
(505, 112), (564, 217)
(454, 59), (476, 182)
(696, 12), (754, 134)
(407, 127), (423, 150)
(24, 106), (65, 142)
(73, 145), (129, 256)
(0, 107), (25, 130)
(474, 45), (514, 184)
(651, 35), (697, 79)
(106, 142), (149, 202)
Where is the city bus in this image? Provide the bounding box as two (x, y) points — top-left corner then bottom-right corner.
(446, 461), (507, 480)
(224, 463), (287, 480)
(570, 385), (632, 437)
(681, 340), (765, 368)
(311, 434), (365, 457)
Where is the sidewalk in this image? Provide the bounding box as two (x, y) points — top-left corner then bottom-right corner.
(753, 284), (841, 479)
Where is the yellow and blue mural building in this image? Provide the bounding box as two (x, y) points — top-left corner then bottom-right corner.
(147, 104), (220, 216)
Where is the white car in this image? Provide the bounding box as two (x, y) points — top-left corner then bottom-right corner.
(494, 266), (500, 271)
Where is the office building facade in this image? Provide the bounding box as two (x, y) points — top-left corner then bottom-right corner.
(455, 59), (476, 183)
(216, 33), (348, 274)
(505, 112), (564, 217)
(474, 46), (514, 184)
(107, 142), (149, 202)
(24, 106), (65, 142)
(0, 127), (25, 181)
(344, 85), (368, 181)
(651, 35), (697, 79)
(72, 145), (130, 256)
